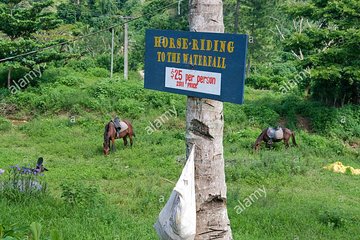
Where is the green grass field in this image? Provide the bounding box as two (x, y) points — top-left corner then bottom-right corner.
(0, 68), (359, 239)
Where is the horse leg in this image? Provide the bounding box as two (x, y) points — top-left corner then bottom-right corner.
(291, 132), (297, 146)
(123, 136), (128, 146)
(284, 138), (290, 148)
(266, 139), (273, 149)
(129, 134), (133, 147)
(111, 137), (116, 152)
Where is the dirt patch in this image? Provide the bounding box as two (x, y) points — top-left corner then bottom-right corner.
(8, 119), (28, 125)
(296, 115), (311, 132)
(12, 120), (28, 125)
(348, 141), (359, 149)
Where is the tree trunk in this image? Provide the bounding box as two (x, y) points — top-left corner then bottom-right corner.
(7, 67), (12, 88)
(234, 0), (240, 34)
(187, 0), (233, 239)
(246, 57), (251, 77)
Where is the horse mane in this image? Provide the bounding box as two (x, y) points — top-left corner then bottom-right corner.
(254, 128), (267, 146)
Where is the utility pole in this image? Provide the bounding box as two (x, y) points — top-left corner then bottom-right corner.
(110, 27), (114, 78)
(124, 21), (128, 80)
(120, 16), (133, 80)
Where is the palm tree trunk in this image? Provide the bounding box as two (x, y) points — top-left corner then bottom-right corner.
(187, 0), (233, 239)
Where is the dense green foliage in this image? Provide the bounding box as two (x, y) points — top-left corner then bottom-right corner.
(0, 0), (64, 76)
(284, 0), (360, 105)
(0, 0), (359, 238)
(0, 0), (359, 105)
(0, 69), (359, 239)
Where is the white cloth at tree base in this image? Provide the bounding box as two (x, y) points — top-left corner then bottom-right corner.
(154, 147), (196, 240)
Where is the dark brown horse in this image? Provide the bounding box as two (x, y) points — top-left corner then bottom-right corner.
(254, 127), (297, 151)
(103, 120), (135, 155)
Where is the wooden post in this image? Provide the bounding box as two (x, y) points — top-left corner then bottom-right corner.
(186, 0), (233, 239)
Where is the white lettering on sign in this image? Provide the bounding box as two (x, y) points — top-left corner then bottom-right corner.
(165, 67), (221, 96)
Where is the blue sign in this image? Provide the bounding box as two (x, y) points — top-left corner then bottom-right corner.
(144, 29), (248, 104)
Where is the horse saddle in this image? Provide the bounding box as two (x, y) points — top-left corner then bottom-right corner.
(118, 121), (129, 133)
(267, 127), (283, 140)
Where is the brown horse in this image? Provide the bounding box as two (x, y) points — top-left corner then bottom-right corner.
(103, 120), (135, 155)
(254, 127), (297, 151)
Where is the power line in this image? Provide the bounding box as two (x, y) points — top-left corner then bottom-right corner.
(0, 0), (180, 63)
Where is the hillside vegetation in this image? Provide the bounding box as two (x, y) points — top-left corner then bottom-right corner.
(0, 0), (359, 238)
(0, 68), (359, 239)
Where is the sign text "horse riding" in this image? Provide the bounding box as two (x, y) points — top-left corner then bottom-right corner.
(144, 30), (248, 104)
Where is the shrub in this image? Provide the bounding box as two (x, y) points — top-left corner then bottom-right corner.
(66, 57), (96, 71)
(0, 222), (63, 240)
(0, 87), (10, 99)
(87, 67), (109, 77)
(57, 75), (84, 87)
(242, 105), (280, 127)
(39, 67), (73, 84)
(0, 223), (29, 239)
(89, 80), (116, 98)
(144, 91), (174, 109)
(114, 98), (145, 119)
(224, 104), (248, 126)
(60, 182), (104, 208)
(0, 117), (11, 131)
(95, 54), (123, 73)
(246, 74), (272, 90)
(319, 210), (347, 229)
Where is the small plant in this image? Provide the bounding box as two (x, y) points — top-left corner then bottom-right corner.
(0, 117), (11, 132)
(87, 67), (109, 77)
(60, 182), (104, 208)
(0, 223), (28, 239)
(0, 222), (63, 240)
(319, 210), (347, 229)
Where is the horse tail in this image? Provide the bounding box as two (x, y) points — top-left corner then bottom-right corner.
(291, 132), (297, 146)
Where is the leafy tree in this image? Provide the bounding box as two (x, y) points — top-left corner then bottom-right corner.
(0, 0), (63, 87)
(224, 0), (286, 76)
(57, 0), (119, 25)
(0, 0), (60, 39)
(284, 0), (360, 105)
(127, 0), (188, 69)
